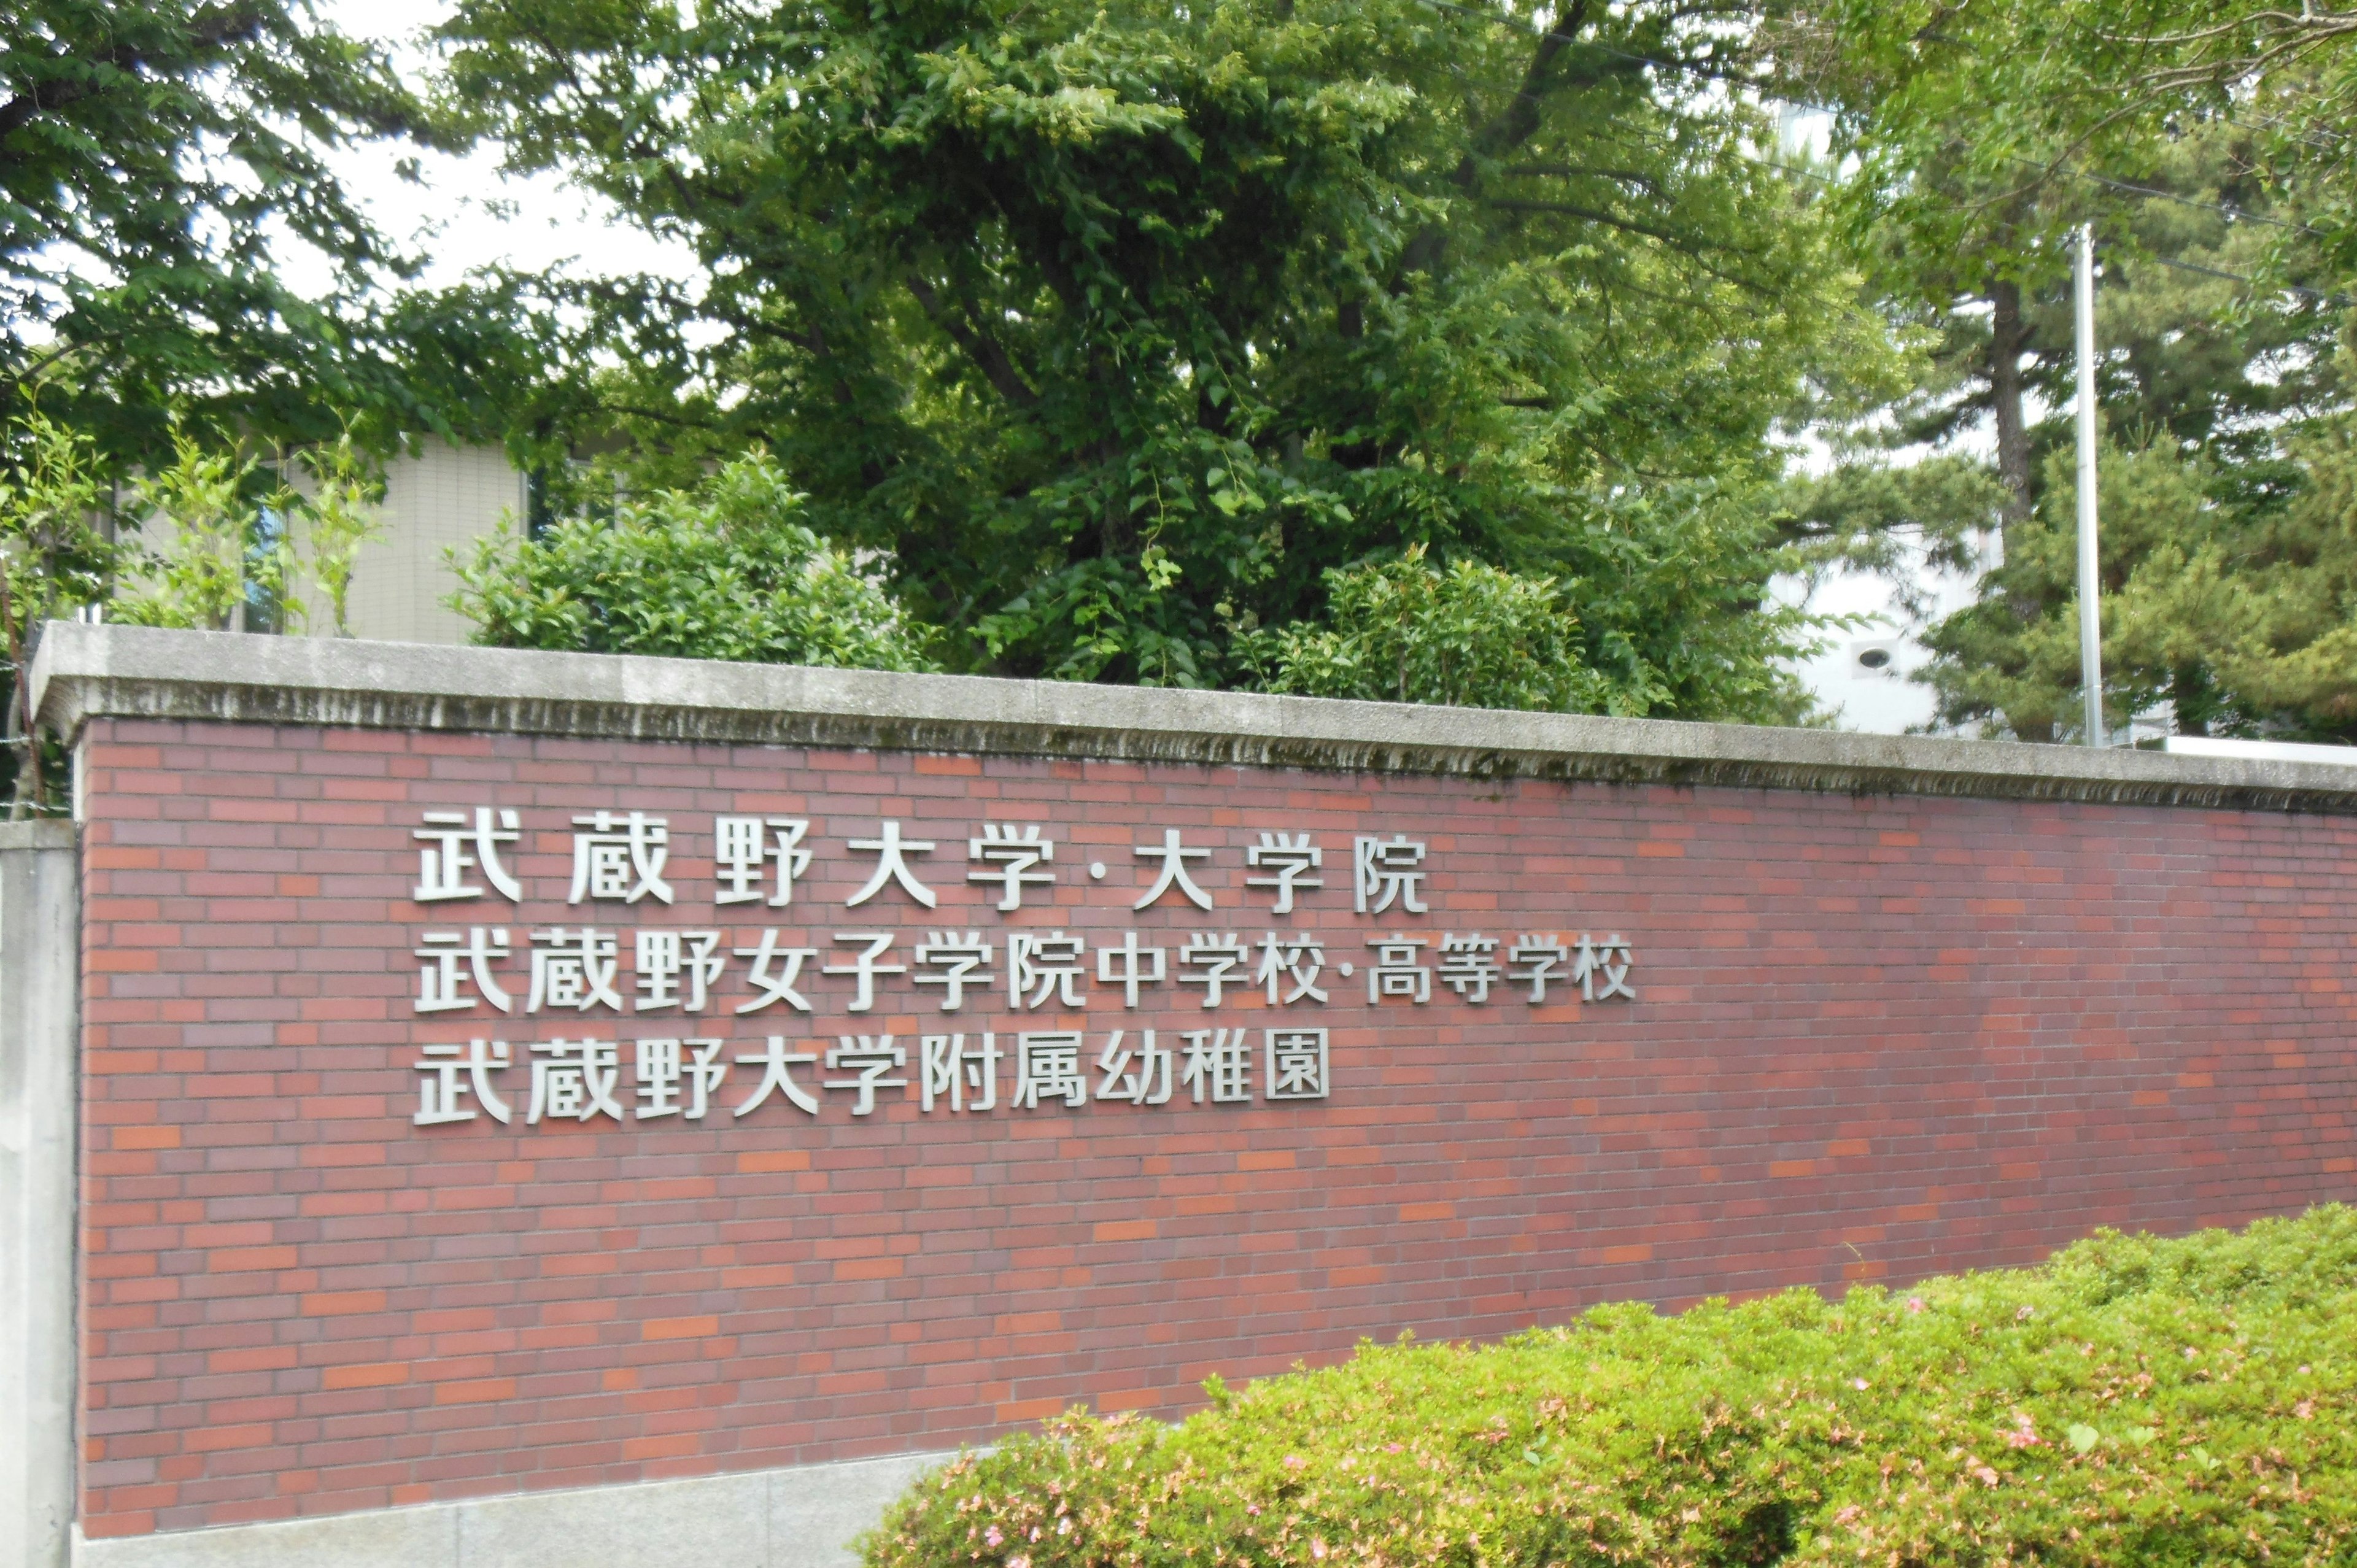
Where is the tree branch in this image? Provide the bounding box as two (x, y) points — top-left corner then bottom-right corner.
(1504, 164), (1666, 194)
(0, 4), (266, 145)
(1398, 0), (1595, 277)
(2096, 8), (2357, 48)
(1485, 198), (1752, 257)
(904, 274), (1040, 409)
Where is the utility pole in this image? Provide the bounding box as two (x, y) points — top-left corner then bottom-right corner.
(2075, 223), (2104, 746)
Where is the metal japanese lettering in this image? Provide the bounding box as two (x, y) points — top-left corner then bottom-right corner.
(402, 809), (1636, 1127)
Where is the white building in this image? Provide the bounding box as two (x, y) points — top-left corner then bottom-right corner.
(1775, 535), (1992, 737)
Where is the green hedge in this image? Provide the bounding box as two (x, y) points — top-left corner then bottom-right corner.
(867, 1208), (2357, 1567)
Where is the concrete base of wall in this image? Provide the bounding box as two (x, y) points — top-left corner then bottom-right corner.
(2, 820), (80, 1568)
(72, 1449), (961, 1568)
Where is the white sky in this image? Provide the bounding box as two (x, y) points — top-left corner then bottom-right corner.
(308, 0), (700, 294)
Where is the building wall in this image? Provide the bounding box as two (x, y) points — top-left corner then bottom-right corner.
(62, 663), (2357, 1541)
(336, 442), (525, 646)
(120, 442), (519, 646)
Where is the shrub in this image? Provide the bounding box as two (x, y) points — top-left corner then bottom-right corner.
(449, 450), (937, 671)
(1235, 546), (1622, 714)
(867, 1208), (2357, 1568)
(112, 427), (294, 632)
(292, 424), (388, 638)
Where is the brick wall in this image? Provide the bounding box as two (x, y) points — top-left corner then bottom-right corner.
(74, 716), (2357, 1537)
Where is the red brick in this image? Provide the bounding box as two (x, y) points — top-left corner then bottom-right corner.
(1093, 1220), (1156, 1243)
(641, 1317), (719, 1342)
(833, 1258), (904, 1282)
(66, 714), (2357, 1538)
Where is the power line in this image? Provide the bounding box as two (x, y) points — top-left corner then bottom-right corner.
(2215, 107), (2351, 155)
(2067, 169), (2305, 233)
(2143, 252), (2352, 307)
(2001, 156), (2331, 240)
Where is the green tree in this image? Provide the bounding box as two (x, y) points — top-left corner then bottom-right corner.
(1892, 123), (2356, 741)
(2211, 419), (2357, 734)
(1771, 7), (2118, 740)
(436, 0), (1884, 717)
(0, 414), (118, 813)
(1795, 0), (2357, 257)
(2, 0), (552, 463)
(449, 449), (937, 671)
(1931, 414), (2357, 745)
(1784, 0), (2357, 741)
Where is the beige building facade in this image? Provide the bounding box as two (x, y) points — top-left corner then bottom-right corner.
(114, 438), (526, 647)
(330, 440), (526, 645)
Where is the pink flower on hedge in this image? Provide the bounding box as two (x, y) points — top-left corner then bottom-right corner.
(2001, 1412), (2043, 1449)
(1283, 1454), (1306, 1470)
(1906, 1297), (1925, 1314)
(985, 1528), (1003, 1548)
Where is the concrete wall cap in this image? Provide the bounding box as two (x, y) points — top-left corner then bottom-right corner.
(31, 620), (2357, 813)
(0, 818), (77, 851)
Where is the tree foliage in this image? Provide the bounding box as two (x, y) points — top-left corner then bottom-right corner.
(110, 432), (292, 633)
(17, 0), (2351, 741)
(1929, 422), (2357, 742)
(436, 0), (1879, 717)
(869, 1207), (2357, 1568)
(1238, 522), (1821, 717)
(1883, 116), (2357, 740)
(1785, 0), (2357, 742)
(2, 0), (552, 464)
(1795, 0), (2357, 249)
(449, 450), (937, 671)
(1237, 546), (1606, 712)
(0, 414), (117, 813)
